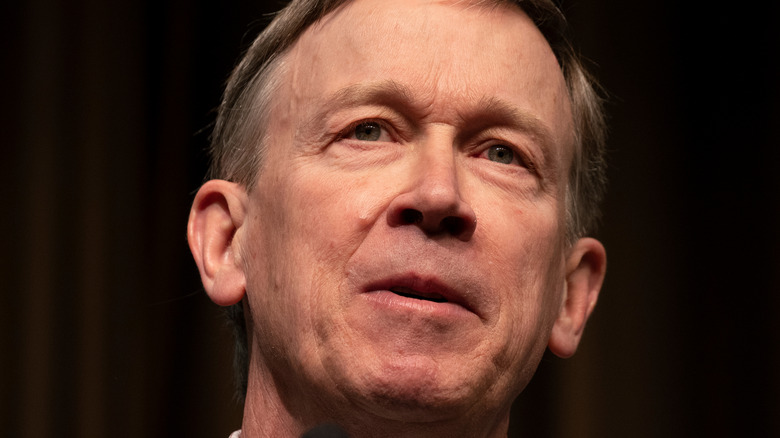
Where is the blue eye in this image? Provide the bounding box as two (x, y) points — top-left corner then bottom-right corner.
(353, 122), (382, 141)
(486, 145), (514, 164)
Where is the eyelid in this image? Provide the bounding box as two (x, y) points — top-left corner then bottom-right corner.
(337, 118), (398, 142)
(477, 140), (536, 173)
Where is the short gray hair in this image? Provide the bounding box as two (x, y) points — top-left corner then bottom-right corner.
(206, 0), (607, 398)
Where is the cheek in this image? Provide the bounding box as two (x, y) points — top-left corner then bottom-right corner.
(476, 197), (566, 333)
(250, 167), (396, 312)
(246, 169), (401, 362)
(288, 168), (399, 252)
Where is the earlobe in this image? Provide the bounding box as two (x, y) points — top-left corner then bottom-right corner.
(548, 237), (606, 358)
(187, 180), (248, 306)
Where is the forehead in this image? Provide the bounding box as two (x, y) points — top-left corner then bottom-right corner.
(273, 0), (573, 153)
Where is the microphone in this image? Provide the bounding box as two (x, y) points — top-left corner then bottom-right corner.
(300, 423), (350, 438)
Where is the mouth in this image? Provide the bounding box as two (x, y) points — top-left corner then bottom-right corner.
(361, 274), (476, 318)
(388, 286), (448, 303)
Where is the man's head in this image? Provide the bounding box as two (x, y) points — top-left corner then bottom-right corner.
(188, 0), (607, 435)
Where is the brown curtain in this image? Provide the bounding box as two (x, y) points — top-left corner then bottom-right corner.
(3, 0), (778, 437)
(1, 0), (253, 435)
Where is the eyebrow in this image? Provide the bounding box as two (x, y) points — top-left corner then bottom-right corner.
(319, 80), (417, 114)
(474, 97), (556, 148)
(467, 96), (561, 174)
(297, 80), (419, 139)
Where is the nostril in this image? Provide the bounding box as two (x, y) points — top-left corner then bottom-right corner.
(441, 216), (466, 236)
(400, 209), (423, 224)
(388, 198), (476, 241)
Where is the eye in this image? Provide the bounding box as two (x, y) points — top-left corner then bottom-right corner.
(350, 121), (384, 141)
(486, 145), (515, 165)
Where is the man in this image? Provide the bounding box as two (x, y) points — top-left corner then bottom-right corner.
(187, 0), (607, 436)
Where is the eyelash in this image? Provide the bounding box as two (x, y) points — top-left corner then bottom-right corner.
(478, 141), (535, 170)
(337, 119), (393, 142)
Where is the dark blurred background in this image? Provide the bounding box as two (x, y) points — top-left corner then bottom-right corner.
(2, 0), (778, 437)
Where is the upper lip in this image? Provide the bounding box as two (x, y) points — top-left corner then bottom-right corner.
(363, 273), (477, 315)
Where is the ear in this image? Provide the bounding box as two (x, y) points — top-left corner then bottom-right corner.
(548, 237), (606, 358)
(187, 180), (248, 306)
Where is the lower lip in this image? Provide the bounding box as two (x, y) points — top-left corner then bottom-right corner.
(361, 290), (474, 320)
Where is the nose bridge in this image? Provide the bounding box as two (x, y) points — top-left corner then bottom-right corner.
(385, 130), (476, 241)
(413, 135), (461, 204)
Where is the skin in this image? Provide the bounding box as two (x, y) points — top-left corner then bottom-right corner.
(188, 0), (606, 436)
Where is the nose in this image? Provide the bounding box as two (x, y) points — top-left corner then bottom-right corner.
(386, 149), (477, 241)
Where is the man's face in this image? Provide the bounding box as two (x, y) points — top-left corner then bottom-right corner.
(237, 0), (575, 423)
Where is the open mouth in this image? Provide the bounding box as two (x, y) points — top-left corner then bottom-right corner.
(389, 286), (448, 303)
(361, 275), (479, 319)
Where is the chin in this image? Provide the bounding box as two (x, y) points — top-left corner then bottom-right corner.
(345, 353), (496, 422)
